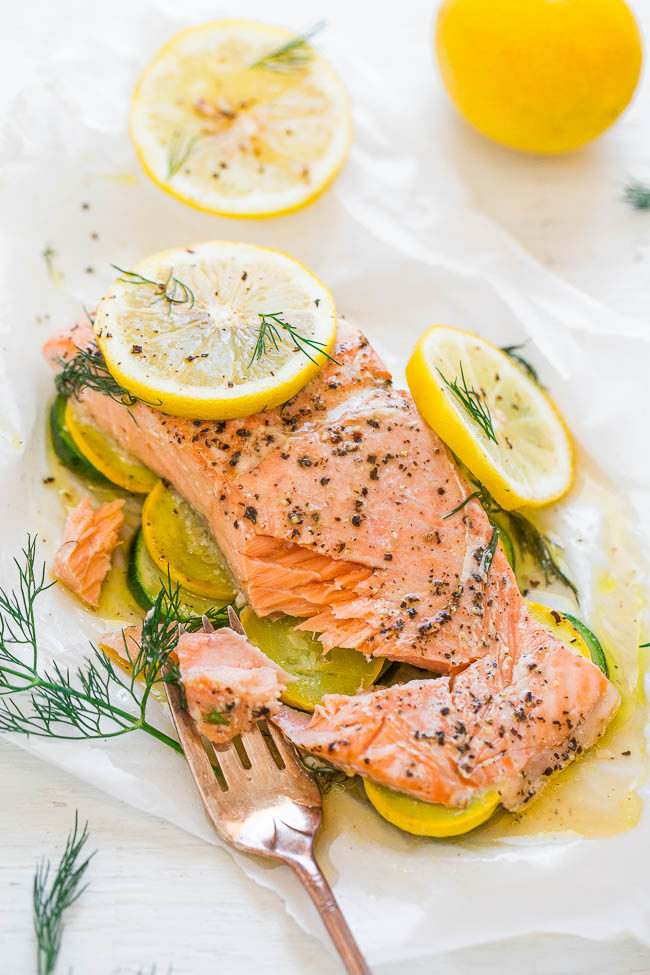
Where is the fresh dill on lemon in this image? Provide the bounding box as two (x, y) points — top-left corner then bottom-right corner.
(167, 134), (201, 179)
(437, 362), (498, 444)
(111, 264), (195, 313)
(250, 21), (326, 72)
(250, 312), (340, 368)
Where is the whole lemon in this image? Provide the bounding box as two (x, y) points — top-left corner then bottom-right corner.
(435, 0), (643, 153)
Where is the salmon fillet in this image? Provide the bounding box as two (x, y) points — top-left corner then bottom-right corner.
(45, 320), (620, 809)
(176, 628), (291, 743)
(45, 320), (517, 672)
(52, 496), (124, 607)
(274, 626), (620, 810)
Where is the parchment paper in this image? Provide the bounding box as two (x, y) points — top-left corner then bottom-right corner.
(1, 0), (649, 967)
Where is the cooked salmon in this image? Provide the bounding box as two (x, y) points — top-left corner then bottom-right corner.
(46, 320), (511, 672)
(52, 496), (124, 607)
(45, 320), (620, 806)
(275, 622), (620, 809)
(100, 624), (143, 666)
(175, 628), (291, 743)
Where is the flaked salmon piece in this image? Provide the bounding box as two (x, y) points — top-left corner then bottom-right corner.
(176, 628), (291, 744)
(99, 624), (143, 666)
(274, 620), (620, 810)
(52, 497), (124, 607)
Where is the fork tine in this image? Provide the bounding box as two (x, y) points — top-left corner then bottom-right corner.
(211, 740), (252, 789)
(227, 605), (244, 634)
(265, 719), (303, 768)
(239, 723), (281, 769)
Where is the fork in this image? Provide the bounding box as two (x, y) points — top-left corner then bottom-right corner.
(163, 608), (371, 975)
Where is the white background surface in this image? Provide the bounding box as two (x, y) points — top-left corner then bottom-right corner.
(2, 0), (650, 972)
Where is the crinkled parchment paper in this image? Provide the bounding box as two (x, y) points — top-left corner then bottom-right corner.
(1, 0), (649, 967)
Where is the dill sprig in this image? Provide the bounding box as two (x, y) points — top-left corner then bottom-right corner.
(112, 264), (195, 314)
(250, 21), (326, 72)
(33, 812), (94, 975)
(0, 537), (184, 752)
(623, 180), (650, 210)
(299, 753), (350, 794)
(442, 490), (480, 520)
(249, 312), (340, 368)
(480, 527), (499, 579)
(501, 343), (539, 384)
(506, 510), (578, 601)
(437, 363), (498, 444)
(167, 134), (201, 179)
(204, 707), (230, 726)
(457, 476), (578, 600)
(55, 344), (137, 408)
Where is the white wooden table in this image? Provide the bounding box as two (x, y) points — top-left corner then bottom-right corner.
(3, 1), (650, 972)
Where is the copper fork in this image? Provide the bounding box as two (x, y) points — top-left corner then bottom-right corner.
(163, 608), (371, 975)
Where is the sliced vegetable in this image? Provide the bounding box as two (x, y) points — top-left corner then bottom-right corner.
(65, 399), (158, 494)
(364, 780), (500, 837)
(49, 395), (109, 484)
(127, 529), (227, 622)
(563, 613), (610, 678)
(240, 607), (384, 711)
(141, 481), (236, 601)
(526, 600), (610, 674)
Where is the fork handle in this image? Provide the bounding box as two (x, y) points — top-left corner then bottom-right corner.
(289, 856), (372, 975)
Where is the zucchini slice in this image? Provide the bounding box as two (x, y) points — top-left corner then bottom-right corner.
(127, 529), (228, 621)
(241, 607), (385, 712)
(49, 395), (109, 483)
(141, 481), (236, 601)
(563, 613), (610, 678)
(65, 398), (158, 494)
(364, 780), (499, 837)
(527, 601), (609, 675)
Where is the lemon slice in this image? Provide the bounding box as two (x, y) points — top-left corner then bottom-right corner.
(130, 20), (352, 218)
(364, 780), (499, 838)
(94, 241), (337, 420)
(406, 325), (573, 509)
(65, 399), (158, 494)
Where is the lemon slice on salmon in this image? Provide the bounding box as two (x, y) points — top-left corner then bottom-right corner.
(94, 241), (337, 420)
(406, 325), (573, 510)
(130, 20), (352, 217)
(364, 780), (499, 837)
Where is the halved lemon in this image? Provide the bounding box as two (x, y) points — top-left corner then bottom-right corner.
(364, 780), (499, 838)
(94, 241), (337, 420)
(130, 20), (352, 218)
(406, 325), (573, 510)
